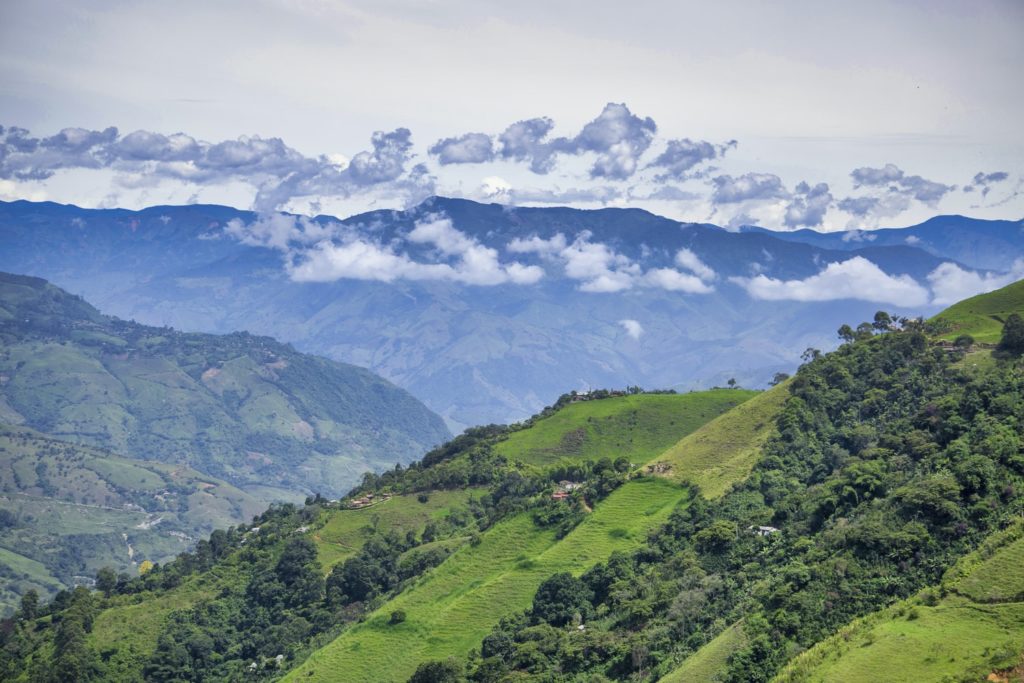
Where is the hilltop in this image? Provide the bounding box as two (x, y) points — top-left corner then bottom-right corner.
(931, 278), (1024, 343)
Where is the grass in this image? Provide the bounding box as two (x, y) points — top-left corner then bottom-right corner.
(287, 478), (690, 683)
(931, 278), (1024, 343)
(774, 521), (1024, 683)
(313, 489), (481, 571)
(957, 535), (1024, 603)
(495, 391), (756, 468)
(649, 382), (790, 498)
(657, 619), (748, 683)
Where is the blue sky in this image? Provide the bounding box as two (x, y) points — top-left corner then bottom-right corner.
(1, 0), (1022, 230)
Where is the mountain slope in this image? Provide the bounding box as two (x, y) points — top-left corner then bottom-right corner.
(0, 272), (450, 499)
(3, 198), (1015, 428)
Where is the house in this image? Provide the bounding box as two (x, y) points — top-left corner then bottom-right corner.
(749, 525), (779, 537)
(551, 491), (570, 501)
(559, 480), (582, 492)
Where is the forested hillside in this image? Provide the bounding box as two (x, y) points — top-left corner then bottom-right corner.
(2, 280), (1024, 682)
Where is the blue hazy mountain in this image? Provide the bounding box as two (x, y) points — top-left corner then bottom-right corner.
(739, 215), (1024, 271)
(1, 197), (1019, 429)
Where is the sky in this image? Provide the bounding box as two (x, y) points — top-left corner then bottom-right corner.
(1, 0), (1022, 231)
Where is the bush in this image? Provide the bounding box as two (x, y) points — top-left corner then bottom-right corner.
(390, 609), (407, 625)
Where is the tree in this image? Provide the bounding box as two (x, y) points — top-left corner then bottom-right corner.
(96, 566), (117, 597)
(998, 313), (1024, 355)
(409, 658), (464, 683)
(531, 572), (594, 626)
(872, 311), (893, 331)
(389, 609), (407, 624)
(771, 372), (790, 386)
(837, 324), (856, 343)
(954, 334), (974, 350)
(18, 589), (39, 621)
(727, 378), (737, 389)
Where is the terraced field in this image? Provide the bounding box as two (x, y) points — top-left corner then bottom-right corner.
(774, 524), (1024, 683)
(649, 382), (789, 498)
(287, 477), (690, 682)
(313, 489), (481, 571)
(496, 390), (756, 467)
(658, 619), (747, 683)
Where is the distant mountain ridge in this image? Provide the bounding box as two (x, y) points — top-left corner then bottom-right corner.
(1, 198), (1021, 428)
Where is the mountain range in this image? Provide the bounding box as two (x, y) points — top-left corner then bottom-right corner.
(1, 198), (1021, 430)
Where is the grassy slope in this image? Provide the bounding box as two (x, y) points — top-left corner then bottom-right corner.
(649, 382), (789, 498)
(288, 478), (688, 683)
(495, 391), (757, 468)
(657, 620), (748, 683)
(931, 277), (1024, 343)
(773, 524), (1024, 683)
(313, 489), (481, 572)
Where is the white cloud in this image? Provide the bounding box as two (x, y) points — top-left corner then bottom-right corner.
(643, 268), (714, 293)
(730, 256), (930, 306)
(674, 248), (716, 281)
(507, 232), (568, 256)
(619, 319), (644, 340)
(223, 213), (336, 250)
(927, 259), (1024, 305)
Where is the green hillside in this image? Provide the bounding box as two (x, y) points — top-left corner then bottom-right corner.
(774, 523), (1024, 683)
(5, 301), (1024, 683)
(0, 272), (450, 501)
(495, 390), (755, 467)
(648, 381), (789, 498)
(931, 277), (1024, 342)
(288, 478), (690, 683)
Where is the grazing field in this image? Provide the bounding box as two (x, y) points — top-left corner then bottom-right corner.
(931, 277), (1024, 343)
(649, 382), (789, 498)
(496, 390), (756, 467)
(313, 489), (481, 571)
(774, 523), (1024, 683)
(658, 619), (747, 683)
(287, 478), (690, 683)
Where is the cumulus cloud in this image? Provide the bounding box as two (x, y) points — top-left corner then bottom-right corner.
(0, 123), (430, 211)
(498, 117), (558, 173)
(730, 256), (930, 306)
(711, 173), (789, 204)
(618, 319), (644, 340)
(784, 181), (833, 228)
(428, 132), (495, 165)
(648, 138), (736, 180)
(642, 268), (713, 293)
(224, 213), (542, 286)
(927, 259), (1024, 305)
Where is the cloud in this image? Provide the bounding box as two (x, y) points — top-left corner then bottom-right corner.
(730, 256), (930, 306)
(570, 102), (657, 180)
(428, 132), (495, 165)
(674, 248), (716, 281)
(963, 171), (1010, 197)
(926, 259), (1024, 305)
(648, 138), (736, 180)
(498, 117), (558, 173)
(846, 163), (954, 218)
(618, 319), (644, 340)
(783, 181), (833, 228)
(225, 213), (542, 286)
(711, 173), (789, 204)
(0, 123), (430, 211)
(508, 230), (714, 294)
(642, 268), (714, 293)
